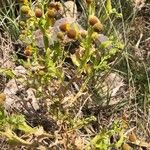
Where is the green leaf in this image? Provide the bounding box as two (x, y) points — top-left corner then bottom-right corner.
(0, 128), (32, 145)
(18, 122), (35, 133)
(71, 54), (80, 67)
(0, 68), (15, 78)
(100, 40), (112, 49)
(106, 0), (113, 15)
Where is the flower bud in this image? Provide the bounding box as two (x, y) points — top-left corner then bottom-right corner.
(21, 5), (30, 14)
(57, 32), (64, 40)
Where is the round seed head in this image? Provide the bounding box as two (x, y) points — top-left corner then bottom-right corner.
(59, 23), (68, 32)
(21, 5), (30, 14)
(57, 32), (64, 40)
(89, 15), (99, 26)
(93, 22), (103, 32)
(35, 8), (42, 18)
(67, 29), (77, 39)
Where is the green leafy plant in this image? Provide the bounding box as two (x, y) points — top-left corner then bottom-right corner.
(87, 120), (126, 150)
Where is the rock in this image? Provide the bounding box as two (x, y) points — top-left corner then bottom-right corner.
(4, 66), (39, 112)
(94, 72), (125, 106)
(62, 1), (77, 20)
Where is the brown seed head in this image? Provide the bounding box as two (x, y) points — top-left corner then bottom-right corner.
(93, 22), (103, 32)
(35, 8), (42, 18)
(59, 23), (68, 32)
(89, 15), (99, 26)
(67, 29), (77, 39)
